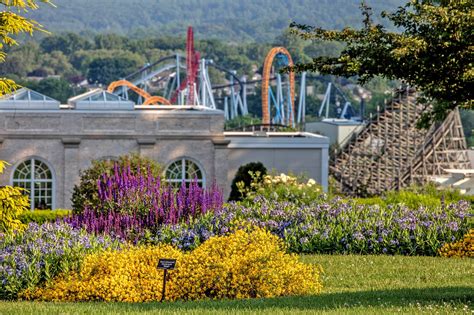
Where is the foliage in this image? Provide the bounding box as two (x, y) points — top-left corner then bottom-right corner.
(239, 172), (325, 205)
(66, 164), (223, 242)
(460, 110), (474, 147)
(152, 196), (471, 256)
(228, 162), (267, 201)
(71, 154), (162, 214)
(26, 0), (405, 42)
(19, 77), (74, 103)
(87, 56), (143, 85)
(355, 184), (474, 208)
(19, 209), (71, 225)
(22, 229), (321, 302)
(0, 0), (52, 95)
(0, 161), (29, 233)
(0, 222), (122, 300)
(439, 229), (474, 258)
(224, 115), (261, 130)
(290, 0), (474, 127)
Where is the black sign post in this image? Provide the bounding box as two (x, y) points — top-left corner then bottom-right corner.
(157, 259), (176, 302)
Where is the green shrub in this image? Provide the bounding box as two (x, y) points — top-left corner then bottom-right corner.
(19, 209), (72, 225)
(355, 183), (474, 210)
(0, 161), (29, 233)
(229, 162), (267, 201)
(71, 153), (162, 214)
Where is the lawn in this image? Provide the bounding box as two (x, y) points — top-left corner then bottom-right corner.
(1, 254), (472, 314)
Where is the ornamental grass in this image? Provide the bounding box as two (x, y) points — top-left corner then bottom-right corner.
(21, 229), (322, 302)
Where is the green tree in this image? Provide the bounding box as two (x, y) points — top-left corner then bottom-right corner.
(87, 56), (142, 85)
(40, 33), (92, 55)
(273, 28), (311, 64)
(94, 33), (128, 50)
(0, 161), (29, 233)
(35, 78), (74, 103)
(0, 0), (52, 95)
(40, 51), (75, 76)
(289, 0), (473, 126)
(0, 42), (42, 77)
(72, 49), (144, 76)
(460, 110), (474, 147)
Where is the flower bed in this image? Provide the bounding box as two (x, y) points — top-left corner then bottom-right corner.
(0, 222), (122, 299)
(21, 229), (322, 302)
(152, 196), (471, 256)
(65, 164), (223, 241)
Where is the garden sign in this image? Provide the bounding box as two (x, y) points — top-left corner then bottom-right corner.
(157, 258), (177, 302)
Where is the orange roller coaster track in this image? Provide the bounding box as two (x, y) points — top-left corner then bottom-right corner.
(107, 79), (171, 105)
(143, 96), (171, 106)
(261, 47), (295, 125)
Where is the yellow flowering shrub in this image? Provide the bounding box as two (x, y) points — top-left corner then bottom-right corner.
(21, 229), (322, 302)
(21, 244), (183, 302)
(439, 229), (474, 258)
(172, 228), (322, 300)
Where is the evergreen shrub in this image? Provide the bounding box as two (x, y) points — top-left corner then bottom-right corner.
(229, 162), (267, 201)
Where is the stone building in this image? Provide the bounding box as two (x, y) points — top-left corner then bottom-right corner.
(0, 88), (329, 209)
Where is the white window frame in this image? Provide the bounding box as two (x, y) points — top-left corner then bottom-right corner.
(11, 158), (55, 210)
(165, 158), (206, 187)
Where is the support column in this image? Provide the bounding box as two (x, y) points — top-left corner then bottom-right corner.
(62, 138), (81, 210)
(212, 138), (230, 197)
(321, 147), (329, 192)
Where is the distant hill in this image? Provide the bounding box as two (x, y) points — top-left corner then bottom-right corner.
(29, 0), (406, 42)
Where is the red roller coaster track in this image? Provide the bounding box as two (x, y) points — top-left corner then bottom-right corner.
(170, 26), (200, 105)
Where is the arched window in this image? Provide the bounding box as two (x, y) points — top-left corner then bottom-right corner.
(12, 159), (54, 210)
(165, 158), (205, 187)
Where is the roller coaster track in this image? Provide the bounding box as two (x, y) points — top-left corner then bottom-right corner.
(262, 47), (295, 125)
(107, 79), (171, 105)
(142, 96), (172, 106)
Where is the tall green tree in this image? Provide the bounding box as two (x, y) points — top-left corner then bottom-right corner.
(0, 0), (52, 95)
(22, 77), (74, 103)
(289, 0), (473, 126)
(87, 56), (142, 85)
(40, 33), (92, 55)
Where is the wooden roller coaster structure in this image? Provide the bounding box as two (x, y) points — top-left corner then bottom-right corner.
(331, 87), (471, 196)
